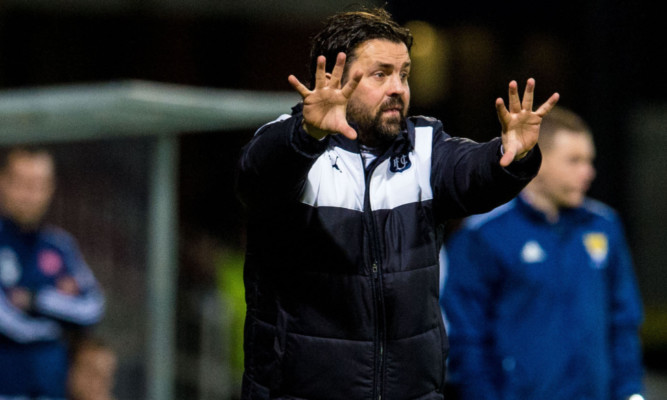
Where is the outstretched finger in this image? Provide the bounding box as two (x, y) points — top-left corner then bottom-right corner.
(341, 71), (362, 98)
(534, 92), (561, 117)
(521, 78), (535, 111)
(330, 52), (347, 88)
(288, 75), (311, 98)
(495, 97), (509, 122)
(507, 80), (521, 113)
(314, 55), (327, 89)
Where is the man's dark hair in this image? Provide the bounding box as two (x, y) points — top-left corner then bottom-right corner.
(308, 7), (413, 88)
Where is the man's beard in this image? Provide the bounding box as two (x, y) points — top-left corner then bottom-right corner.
(347, 96), (407, 148)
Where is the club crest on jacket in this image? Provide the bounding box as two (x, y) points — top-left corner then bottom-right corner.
(389, 153), (411, 173)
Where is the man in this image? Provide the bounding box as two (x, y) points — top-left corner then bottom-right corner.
(441, 106), (645, 400)
(236, 8), (558, 400)
(0, 146), (105, 400)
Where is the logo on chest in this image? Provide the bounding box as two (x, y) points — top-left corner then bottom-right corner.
(521, 240), (546, 263)
(0, 247), (21, 286)
(583, 232), (609, 268)
(38, 249), (64, 276)
(389, 154), (412, 173)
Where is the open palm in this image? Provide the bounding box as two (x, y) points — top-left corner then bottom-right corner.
(288, 52), (361, 140)
(496, 78), (560, 167)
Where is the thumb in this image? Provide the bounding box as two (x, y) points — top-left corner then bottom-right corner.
(499, 145), (516, 167)
(339, 123), (358, 140)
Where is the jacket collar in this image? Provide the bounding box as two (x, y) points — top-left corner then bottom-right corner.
(516, 193), (593, 225)
(0, 214), (42, 243)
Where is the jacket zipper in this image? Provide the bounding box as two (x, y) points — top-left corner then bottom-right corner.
(363, 155), (387, 400)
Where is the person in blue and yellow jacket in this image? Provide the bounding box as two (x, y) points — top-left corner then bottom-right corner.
(441, 106), (644, 400)
(0, 146), (105, 400)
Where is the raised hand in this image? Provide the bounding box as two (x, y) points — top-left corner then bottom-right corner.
(495, 78), (560, 167)
(288, 52), (362, 140)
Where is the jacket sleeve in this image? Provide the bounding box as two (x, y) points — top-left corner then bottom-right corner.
(442, 226), (502, 400)
(32, 234), (105, 327)
(236, 110), (329, 212)
(607, 216), (645, 399)
(0, 287), (63, 343)
(431, 127), (541, 220)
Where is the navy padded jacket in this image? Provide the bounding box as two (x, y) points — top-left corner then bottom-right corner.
(236, 104), (541, 400)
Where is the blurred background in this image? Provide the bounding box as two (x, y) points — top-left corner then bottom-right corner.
(1, 0), (665, 399)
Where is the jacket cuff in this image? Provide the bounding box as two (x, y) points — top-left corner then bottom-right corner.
(501, 144), (542, 180)
(290, 118), (329, 158)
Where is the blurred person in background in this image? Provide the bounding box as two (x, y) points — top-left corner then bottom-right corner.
(236, 7), (558, 400)
(0, 146), (105, 400)
(67, 336), (117, 400)
(441, 106), (645, 400)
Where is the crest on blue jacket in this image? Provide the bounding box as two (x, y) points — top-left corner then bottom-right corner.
(583, 232), (609, 268)
(389, 153), (411, 173)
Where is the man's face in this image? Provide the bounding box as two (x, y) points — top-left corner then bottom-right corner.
(533, 130), (596, 209)
(345, 39), (411, 146)
(0, 152), (55, 228)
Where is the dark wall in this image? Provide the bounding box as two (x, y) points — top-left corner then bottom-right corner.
(2, 0), (665, 371)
